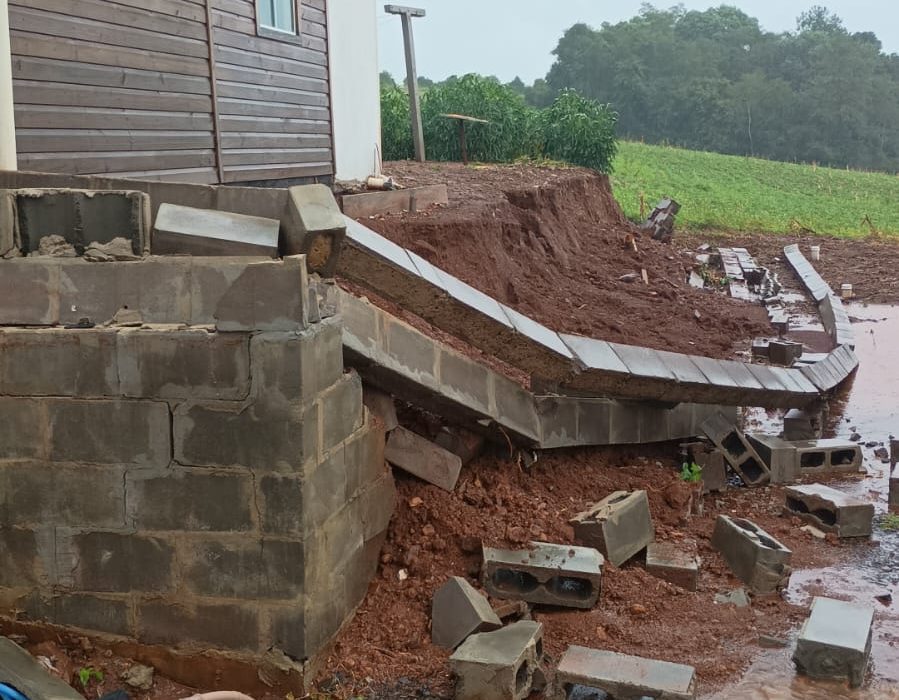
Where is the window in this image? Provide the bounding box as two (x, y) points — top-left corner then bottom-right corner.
(258, 0), (296, 34)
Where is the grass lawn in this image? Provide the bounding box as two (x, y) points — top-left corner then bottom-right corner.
(611, 141), (899, 237)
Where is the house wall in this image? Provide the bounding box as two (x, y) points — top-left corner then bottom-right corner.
(8, 0), (335, 184)
(327, 0), (381, 181)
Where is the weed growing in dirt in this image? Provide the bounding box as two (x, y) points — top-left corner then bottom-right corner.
(612, 141), (899, 237)
(879, 514), (899, 531)
(77, 667), (103, 687)
(679, 462), (703, 483)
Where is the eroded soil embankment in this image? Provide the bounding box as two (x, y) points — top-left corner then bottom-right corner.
(364, 162), (769, 359)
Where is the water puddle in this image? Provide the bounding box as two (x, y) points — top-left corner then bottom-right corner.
(714, 304), (899, 699)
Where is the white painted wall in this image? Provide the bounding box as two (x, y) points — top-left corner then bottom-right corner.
(0, 0), (17, 170)
(327, 0), (381, 182)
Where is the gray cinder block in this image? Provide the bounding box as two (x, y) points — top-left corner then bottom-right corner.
(792, 439), (862, 475)
(282, 184), (346, 277)
(385, 426), (462, 492)
(784, 483), (874, 538)
(569, 490), (654, 567)
(432, 576), (502, 650)
(748, 433), (800, 484)
(482, 541), (603, 609)
(783, 407), (822, 441)
(153, 203), (279, 257)
(450, 620), (543, 700)
(550, 646), (696, 700)
(645, 542), (700, 591)
(711, 515), (792, 594)
(701, 412), (771, 487)
(793, 597), (874, 688)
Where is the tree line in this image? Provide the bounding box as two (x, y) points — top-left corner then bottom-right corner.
(384, 5), (899, 173)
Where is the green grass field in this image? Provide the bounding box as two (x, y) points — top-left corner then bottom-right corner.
(611, 141), (899, 237)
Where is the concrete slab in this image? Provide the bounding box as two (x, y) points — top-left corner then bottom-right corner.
(450, 620), (543, 700)
(711, 515), (792, 594)
(784, 484), (874, 538)
(152, 203), (279, 257)
(482, 541), (603, 609)
(747, 433), (800, 484)
(608, 343), (676, 381)
(569, 490), (654, 567)
(551, 646), (696, 700)
(559, 334), (631, 395)
(385, 426), (462, 492)
(645, 542), (700, 591)
(793, 597), (874, 688)
(0, 636), (84, 700)
(432, 576), (502, 650)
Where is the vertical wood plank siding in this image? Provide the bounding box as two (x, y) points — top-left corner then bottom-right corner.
(10, 0), (332, 184)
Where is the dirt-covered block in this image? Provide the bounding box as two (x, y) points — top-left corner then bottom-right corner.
(432, 576), (502, 650)
(645, 542), (700, 591)
(283, 184), (346, 276)
(482, 541), (603, 609)
(569, 490), (654, 567)
(449, 621), (543, 700)
(701, 412), (770, 487)
(784, 483), (874, 538)
(385, 426), (462, 492)
(711, 515), (792, 594)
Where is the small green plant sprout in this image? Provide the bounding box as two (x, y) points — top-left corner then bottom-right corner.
(679, 462), (703, 483)
(880, 513), (899, 531)
(77, 667), (104, 688)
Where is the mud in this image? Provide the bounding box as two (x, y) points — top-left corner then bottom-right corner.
(364, 162), (771, 359)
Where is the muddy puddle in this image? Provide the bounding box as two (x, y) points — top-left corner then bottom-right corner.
(715, 304), (899, 699)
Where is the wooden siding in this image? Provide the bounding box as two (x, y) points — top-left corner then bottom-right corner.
(10, 0), (333, 184)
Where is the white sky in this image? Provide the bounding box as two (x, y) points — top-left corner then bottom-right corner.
(377, 1), (897, 83)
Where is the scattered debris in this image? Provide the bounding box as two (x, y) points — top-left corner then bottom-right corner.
(121, 664), (155, 691)
(639, 199), (680, 243)
(800, 524), (827, 540)
(109, 306), (143, 327)
(83, 237), (141, 262)
(30, 234), (77, 258)
(715, 588), (751, 608)
(758, 635), (789, 649)
(875, 593), (893, 607)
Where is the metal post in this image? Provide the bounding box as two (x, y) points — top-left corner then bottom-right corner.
(0, 0), (17, 170)
(385, 5), (426, 162)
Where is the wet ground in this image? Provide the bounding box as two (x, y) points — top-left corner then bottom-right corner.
(717, 303), (899, 699)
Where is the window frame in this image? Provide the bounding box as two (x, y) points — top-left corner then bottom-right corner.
(256, 0), (303, 44)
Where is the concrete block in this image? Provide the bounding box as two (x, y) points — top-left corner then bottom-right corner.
(711, 515), (792, 594)
(283, 184), (346, 276)
(0, 259), (60, 325)
(127, 469), (254, 532)
(319, 372), (365, 454)
(569, 491), (654, 567)
(784, 484), (874, 538)
(189, 256), (269, 324)
(257, 473), (303, 536)
(269, 605), (306, 660)
(386, 426), (462, 492)
(174, 400), (317, 472)
(449, 621), (543, 700)
(341, 183), (448, 218)
(551, 646), (697, 700)
(482, 541), (603, 609)
(701, 412), (770, 487)
(768, 340), (803, 367)
(748, 433), (800, 484)
(437, 347), (490, 415)
(345, 416), (388, 499)
(362, 386), (399, 432)
(0, 462), (126, 529)
(0, 189), (17, 256)
(0, 637), (84, 700)
(692, 445), (727, 493)
(499, 303), (575, 383)
(58, 531), (173, 593)
(435, 427), (485, 466)
(184, 538), (304, 600)
(23, 592), (131, 637)
(48, 398), (170, 467)
(432, 576), (502, 649)
(0, 528), (43, 588)
(784, 407), (822, 441)
(214, 255), (308, 331)
(0, 328), (119, 397)
(383, 314), (439, 387)
(138, 600), (259, 652)
(793, 597), (874, 688)
(304, 444), (349, 532)
(645, 542), (700, 592)
(117, 329), (250, 400)
(489, 373), (542, 445)
(792, 439), (862, 475)
(152, 203), (279, 257)
(12, 188), (149, 255)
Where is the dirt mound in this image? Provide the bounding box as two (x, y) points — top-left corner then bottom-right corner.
(361, 162), (769, 359)
(317, 445), (840, 698)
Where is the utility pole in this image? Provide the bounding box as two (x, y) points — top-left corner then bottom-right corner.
(385, 4), (426, 162)
(0, 0), (17, 170)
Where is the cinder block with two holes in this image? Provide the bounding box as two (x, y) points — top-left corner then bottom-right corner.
(747, 433), (799, 484)
(482, 541), (603, 609)
(711, 515), (792, 594)
(569, 490), (654, 567)
(701, 413), (770, 486)
(784, 484), (874, 538)
(792, 439), (862, 475)
(549, 646), (697, 700)
(449, 620), (544, 700)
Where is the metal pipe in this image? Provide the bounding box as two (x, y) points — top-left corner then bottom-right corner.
(0, 0), (16, 170)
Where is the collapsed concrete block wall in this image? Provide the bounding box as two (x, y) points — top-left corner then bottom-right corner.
(0, 255), (394, 662)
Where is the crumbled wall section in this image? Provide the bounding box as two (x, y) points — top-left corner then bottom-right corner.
(0, 255), (394, 663)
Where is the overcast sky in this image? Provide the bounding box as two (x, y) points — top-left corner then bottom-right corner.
(378, 1), (897, 84)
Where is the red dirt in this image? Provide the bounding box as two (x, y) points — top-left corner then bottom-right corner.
(318, 445), (856, 699)
(358, 162), (771, 359)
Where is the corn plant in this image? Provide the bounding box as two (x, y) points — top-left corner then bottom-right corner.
(541, 89), (619, 173)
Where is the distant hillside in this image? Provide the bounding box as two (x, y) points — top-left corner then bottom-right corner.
(611, 141), (899, 238)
